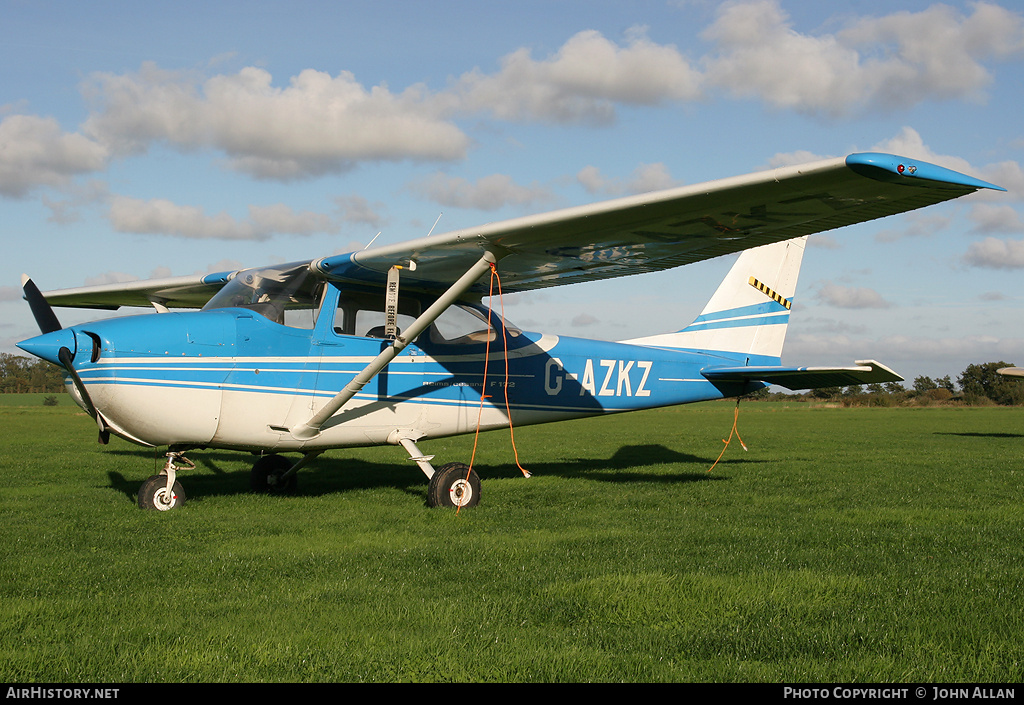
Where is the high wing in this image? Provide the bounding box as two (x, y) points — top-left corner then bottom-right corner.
(32, 153), (1002, 309)
(32, 271), (236, 311)
(313, 153), (1002, 295)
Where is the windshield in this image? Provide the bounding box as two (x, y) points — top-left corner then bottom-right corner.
(203, 263), (322, 327)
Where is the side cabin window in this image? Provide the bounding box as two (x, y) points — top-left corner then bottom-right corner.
(426, 302), (521, 347)
(203, 263), (324, 329)
(333, 290), (421, 339)
(327, 286), (520, 347)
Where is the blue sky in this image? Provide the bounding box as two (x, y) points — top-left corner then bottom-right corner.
(2, 0), (1023, 384)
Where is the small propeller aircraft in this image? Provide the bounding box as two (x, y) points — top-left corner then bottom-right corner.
(17, 153), (1003, 510)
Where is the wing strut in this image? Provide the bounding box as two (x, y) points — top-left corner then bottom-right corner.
(290, 251), (500, 441)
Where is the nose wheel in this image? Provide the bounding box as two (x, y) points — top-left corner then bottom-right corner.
(137, 451), (192, 510)
(137, 474), (186, 510)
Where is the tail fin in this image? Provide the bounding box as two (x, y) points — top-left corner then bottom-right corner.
(623, 236), (806, 362)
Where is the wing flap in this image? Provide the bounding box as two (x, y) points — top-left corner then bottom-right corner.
(702, 359), (903, 390)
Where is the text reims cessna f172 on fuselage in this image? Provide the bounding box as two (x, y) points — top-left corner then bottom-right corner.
(18, 153), (1003, 510)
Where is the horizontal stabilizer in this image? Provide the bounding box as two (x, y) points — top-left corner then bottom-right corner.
(702, 359), (902, 391)
(998, 367), (1024, 378)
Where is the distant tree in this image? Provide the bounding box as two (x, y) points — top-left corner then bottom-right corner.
(958, 361), (1024, 406)
(0, 353), (65, 393)
(744, 386), (772, 400)
(937, 375), (955, 392)
(913, 376), (937, 394)
(884, 381), (905, 395)
(810, 386), (842, 400)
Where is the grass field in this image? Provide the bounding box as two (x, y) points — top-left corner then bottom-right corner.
(1, 395), (1022, 683)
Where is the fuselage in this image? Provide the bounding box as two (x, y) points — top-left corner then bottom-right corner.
(20, 286), (766, 452)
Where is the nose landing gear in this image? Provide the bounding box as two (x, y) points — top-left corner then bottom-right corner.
(137, 451), (193, 510)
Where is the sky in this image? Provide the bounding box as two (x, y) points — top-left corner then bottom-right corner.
(2, 0), (1024, 385)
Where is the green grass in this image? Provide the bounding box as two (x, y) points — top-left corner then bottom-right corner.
(1, 398), (1022, 682)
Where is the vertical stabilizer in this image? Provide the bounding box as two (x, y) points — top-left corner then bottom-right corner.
(623, 237), (806, 362)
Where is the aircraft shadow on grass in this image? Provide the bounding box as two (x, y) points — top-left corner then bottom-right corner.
(103, 442), (742, 504)
(934, 431), (1024, 439)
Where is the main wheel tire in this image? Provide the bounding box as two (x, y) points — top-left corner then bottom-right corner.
(251, 454), (297, 493)
(427, 462), (480, 508)
(137, 474), (186, 511)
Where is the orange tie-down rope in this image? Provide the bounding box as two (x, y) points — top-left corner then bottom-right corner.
(462, 264), (530, 507)
(708, 399), (747, 473)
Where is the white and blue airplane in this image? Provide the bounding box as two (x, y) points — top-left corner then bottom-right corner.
(17, 153), (1003, 510)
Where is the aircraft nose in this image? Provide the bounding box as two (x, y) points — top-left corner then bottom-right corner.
(17, 328), (77, 366)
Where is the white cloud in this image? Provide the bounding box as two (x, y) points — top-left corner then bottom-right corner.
(107, 195), (336, 240)
(82, 63), (470, 180)
(4, 5), (1022, 197)
(452, 28), (702, 124)
(702, 1), (1024, 117)
(83, 271), (141, 286)
(0, 114), (108, 197)
(577, 162), (681, 195)
(766, 150), (833, 168)
(874, 211), (953, 243)
(335, 194), (387, 228)
(963, 237), (1024, 269)
(968, 203), (1024, 234)
(815, 282), (891, 309)
(409, 173), (554, 210)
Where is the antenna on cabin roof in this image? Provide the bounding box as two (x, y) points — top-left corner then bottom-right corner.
(363, 232), (382, 250)
(426, 212), (443, 237)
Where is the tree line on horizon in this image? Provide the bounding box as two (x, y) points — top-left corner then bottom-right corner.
(1, 353), (66, 394)
(750, 360), (1024, 407)
(3, 352), (1024, 406)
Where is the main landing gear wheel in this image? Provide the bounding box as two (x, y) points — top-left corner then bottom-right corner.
(137, 474), (186, 511)
(250, 454), (297, 494)
(427, 462), (480, 508)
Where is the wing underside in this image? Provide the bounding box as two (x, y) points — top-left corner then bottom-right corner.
(314, 153), (1002, 294)
(31, 153), (1002, 310)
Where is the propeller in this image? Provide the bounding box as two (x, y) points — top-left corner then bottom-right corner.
(20, 275), (109, 444)
(21, 274), (62, 334)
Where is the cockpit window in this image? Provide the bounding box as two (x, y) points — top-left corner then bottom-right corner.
(203, 263), (323, 328)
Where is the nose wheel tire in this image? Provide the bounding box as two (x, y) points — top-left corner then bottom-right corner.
(427, 462), (480, 508)
(138, 474), (186, 510)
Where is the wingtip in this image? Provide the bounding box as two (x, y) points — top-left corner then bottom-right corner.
(846, 152), (1005, 192)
